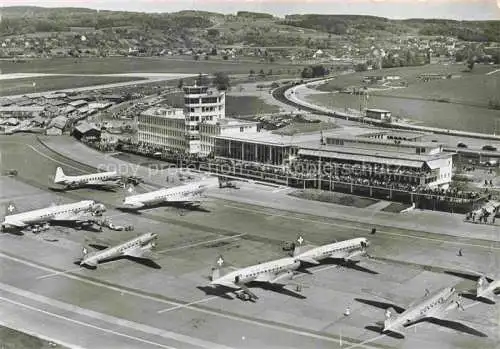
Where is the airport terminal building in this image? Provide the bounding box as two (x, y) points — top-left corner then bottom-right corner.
(211, 129), (454, 191)
(137, 83), (454, 198)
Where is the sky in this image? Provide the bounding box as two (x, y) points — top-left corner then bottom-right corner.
(2, 0), (500, 20)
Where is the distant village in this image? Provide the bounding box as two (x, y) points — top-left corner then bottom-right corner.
(1, 26), (497, 67)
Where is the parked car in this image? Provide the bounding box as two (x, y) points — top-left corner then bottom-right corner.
(482, 145), (498, 151)
(457, 142), (468, 148)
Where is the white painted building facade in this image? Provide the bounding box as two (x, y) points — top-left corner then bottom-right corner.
(137, 107), (186, 153)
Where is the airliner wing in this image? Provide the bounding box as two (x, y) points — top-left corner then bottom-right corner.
(3, 220), (26, 228)
(87, 179), (121, 187)
(296, 256), (320, 265)
(166, 196), (205, 204)
(238, 284), (259, 299)
(211, 280), (240, 289)
(329, 250), (352, 259)
(52, 212), (95, 223)
(121, 202), (145, 210)
(123, 247), (153, 258)
(83, 259), (98, 268)
(211, 280), (259, 299)
(269, 271), (295, 285)
(255, 272), (274, 282)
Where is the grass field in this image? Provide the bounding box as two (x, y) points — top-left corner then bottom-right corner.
(0, 75), (146, 96)
(375, 72), (500, 108)
(288, 189), (379, 208)
(318, 63), (500, 108)
(162, 92), (279, 116)
(319, 63), (497, 91)
(381, 202), (412, 213)
(226, 96), (280, 116)
(0, 325), (68, 349)
(0, 56), (306, 75)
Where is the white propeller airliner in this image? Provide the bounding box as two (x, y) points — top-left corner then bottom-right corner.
(121, 181), (210, 210)
(209, 255), (301, 300)
(1, 200), (106, 232)
(54, 167), (122, 190)
(79, 232), (158, 268)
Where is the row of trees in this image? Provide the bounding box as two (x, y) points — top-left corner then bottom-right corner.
(381, 51), (429, 69)
(301, 65), (328, 79)
(419, 23), (500, 43)
(0, 9), (213, 35)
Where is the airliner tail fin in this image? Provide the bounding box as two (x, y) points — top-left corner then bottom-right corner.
(54, 167), (66, 183)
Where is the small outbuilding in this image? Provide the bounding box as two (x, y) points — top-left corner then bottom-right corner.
(365, 108), (392, 121)
(72, 122), (101, 141)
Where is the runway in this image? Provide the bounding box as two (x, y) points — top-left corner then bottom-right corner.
(0, 135), (498, 349)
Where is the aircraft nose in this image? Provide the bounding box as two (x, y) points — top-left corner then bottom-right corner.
(151, 233), (159, 239)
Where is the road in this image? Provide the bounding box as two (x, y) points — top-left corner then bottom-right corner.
(281, 79), (500, 144)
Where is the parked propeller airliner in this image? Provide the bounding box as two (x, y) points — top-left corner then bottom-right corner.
(357, 286), (486, 338)
(121, 181), (209, 210)
(209, 255), (301, 300)
(79, 232), (159, 268)
(54, 167), (123, 190)
(1, 200), (106, 233)
(446, 270), (500, 303)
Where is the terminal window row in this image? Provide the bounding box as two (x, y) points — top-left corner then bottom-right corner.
(184, 97), (221, 104)
(185, 106), (223, 113)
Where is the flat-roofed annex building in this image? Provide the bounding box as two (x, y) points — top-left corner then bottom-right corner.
(137, 107), (186, 153)
(303, 135), (453, 189)
(200, 118), (259, 157)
